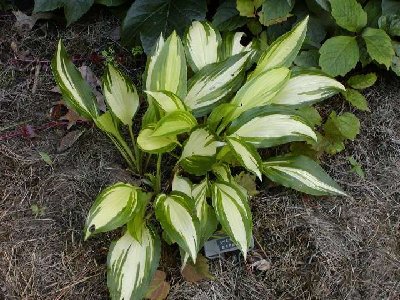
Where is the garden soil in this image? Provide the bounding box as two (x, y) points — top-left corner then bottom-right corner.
(1, 10), (399, 300)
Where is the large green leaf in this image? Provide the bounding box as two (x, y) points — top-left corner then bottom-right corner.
(382, 0), (400, 15)
(378, 14), (400, 37)
(226, 136), (263, 180)
(341, 89), (370, 111)
(252, 16), (308, 77)
(211, 181), (252, 258)
(259, 0), (294, 26)
(107, 227), (160, 300)
(152, 110), (197, 137)
(362, 27), (395, 69)
(137, 124), (177, 153)
(213, 0), (248, 31)
(228, 107), (317, 148)
(184, 21), (221, 72)
(84, 183), (145, 239)
(319, 36), (360, 77)
(155, 192), (201, 262)
(34, 0), (94, 25)
(95, 0), (128, 6)
(102, 64), (139, 127)
(271, 73), (345, 106)
(236, 0), (263, 17)
(324, 111), (360, 141)
(52, 40), (98, 120)
(364, 0), (382, 28)
(179, 128), (217, 175)
(185, 52), (251, 116)
(263, 155), (347, 196)
(329, 0), (367, 32)
(347, 73), (377, 90)
(121, 0), (207, 53)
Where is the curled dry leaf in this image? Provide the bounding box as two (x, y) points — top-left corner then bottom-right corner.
(145, 270), (170, 300)
(57, 129), (85, 152)
(13, 10), (53, 34)
(78, 65), (106, 112)
(60, 109), (88, 129)
(181, 254), (214, 283)
(247, 250), (271, 272)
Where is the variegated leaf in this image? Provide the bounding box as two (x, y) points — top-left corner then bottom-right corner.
(172, 175), (192, 197)
(52, 40), (98, 119)
(179, 128), (217, 175)
(107, 227), (160, 300)
(145, 31), (187, 98)
(272, 73), (345, 106)
(185, 52), (251, 116)
(212, 181), (252, 258)
(192, 180), (218, 245)
(152, 110), (197, 137)
(229, 67), (290, 118)
(184, 21), (221, 72)
(228, 108), (318, 148)
(155, 193), (200, 262)
(219, 32), (254, 61)
(226, 136), (263, 180)
(212, 163), (232, 182)
(143, 35), (165, 126)
(145, 90), (186, 113)
(263, 155), (347, 196)
(252, 16), (309, 77)
(137, 124), (177, 153)
(84, 183), (140, 240)
(102, 64), (139, 126)
(95, 112), (135, 168)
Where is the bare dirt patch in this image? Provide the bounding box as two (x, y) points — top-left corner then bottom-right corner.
(1, 10), (399, 300)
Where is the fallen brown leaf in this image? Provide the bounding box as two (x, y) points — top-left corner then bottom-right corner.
(60, 109), (88, 129)
(13, 10), (53, 34)
(78, 65), (106, 112)
(181, 254), (214, 283)
(57, 129), (85, 152)
(145, 270), (170, 300)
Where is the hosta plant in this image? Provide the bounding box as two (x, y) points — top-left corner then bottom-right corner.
(52, 17), (348, 299)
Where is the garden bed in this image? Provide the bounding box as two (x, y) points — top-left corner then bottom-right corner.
(1, 10), (400, 300)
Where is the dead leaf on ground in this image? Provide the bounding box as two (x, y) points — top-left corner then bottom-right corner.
(13, 10), (53, 34)
(181, 254), (214, 283)
(145, 270), (170, 300)
(10, 40), (30, 60)
(57, 129), (85, 152)
(78, 65), (106, 111)
(49, 66), (106, 112)
(247, 251), (271, 272)
(60, 109), (88, 129)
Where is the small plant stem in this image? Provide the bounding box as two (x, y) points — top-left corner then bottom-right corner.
(128, 126), (142, 175)
(155, 154), (162, 194)
(144, 153), (152, 172)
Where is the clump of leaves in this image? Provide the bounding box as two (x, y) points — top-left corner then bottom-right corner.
(218, 0), (398, 77)
(53, 18), (349, 299)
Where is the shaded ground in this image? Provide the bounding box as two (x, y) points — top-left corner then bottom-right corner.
(1, 10), (400, 300)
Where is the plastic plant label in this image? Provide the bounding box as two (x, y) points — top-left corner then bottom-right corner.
(204, 233), (254, 259)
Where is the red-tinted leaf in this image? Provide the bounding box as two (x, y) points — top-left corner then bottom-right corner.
(181, 254), (214, 283)
(145, 270), (170, 300)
